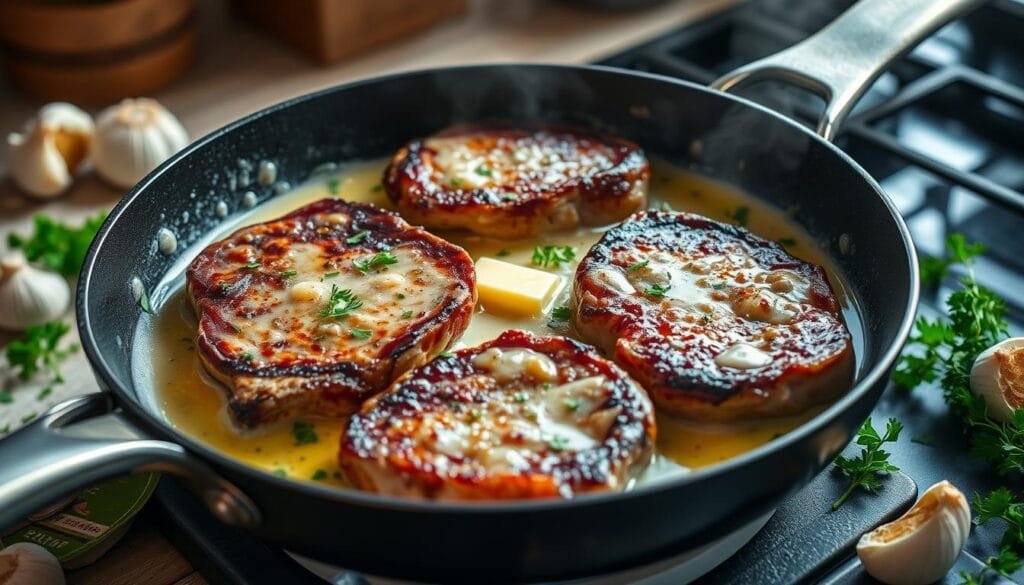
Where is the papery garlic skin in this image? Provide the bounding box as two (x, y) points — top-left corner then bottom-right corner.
(0, 253), (71, 331)
(93, 98), (189, 189)
(6, 103), (94, 198)
(0, 542), (65, 585)
(971, 337), (1024, 423)
(857, 480), (970, 585)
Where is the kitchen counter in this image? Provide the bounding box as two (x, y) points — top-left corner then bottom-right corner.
(0, 0), (731, 583)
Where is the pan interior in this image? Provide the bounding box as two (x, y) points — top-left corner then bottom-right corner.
(131, 154), (866, 490)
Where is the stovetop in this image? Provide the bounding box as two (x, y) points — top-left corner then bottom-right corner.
(155, 1), (1024, 583)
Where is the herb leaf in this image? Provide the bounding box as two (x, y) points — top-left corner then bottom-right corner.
(627, 259), (649, 271)
(643, 282), (670, 299)
(832, 417), (902, 509)
(727, 206), (750, 227)
(318, 285), (362, 319)
(531, 245), (575, 269)
(346, 230), (370, 245)
(349, 328), (372, 339)
(353, 251), (398, 274)
(7, 212), (106, 277)
(292, 421), (318, 445)
(6, 321), (77, 382)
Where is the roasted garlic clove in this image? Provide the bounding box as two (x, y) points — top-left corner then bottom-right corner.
(0, 253), (71, 331)
(971, 337), (1024, 422)
(857, 480), (970, 585)
(0, 542), (65, 585)
(6, 103), (94, 198)
(92, 98), (189, 189)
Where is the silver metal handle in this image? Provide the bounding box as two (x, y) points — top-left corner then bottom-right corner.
(0, 394), (260, 530)
(711, 0), (986, 141)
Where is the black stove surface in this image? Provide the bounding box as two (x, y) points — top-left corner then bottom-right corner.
(599, 0), (1024, 581)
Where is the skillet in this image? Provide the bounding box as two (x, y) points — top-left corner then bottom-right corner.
(0, 0), (980, 581)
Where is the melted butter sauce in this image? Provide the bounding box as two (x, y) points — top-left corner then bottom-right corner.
(138, 159), (860, 490)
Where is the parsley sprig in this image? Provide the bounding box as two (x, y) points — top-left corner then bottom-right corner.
(832, 417), (902, 510)
(318, 285), (362, 319)
(531, 245), (575, 269)
(6, 321), (78, 383)
(960, 547), (1022, 585)
(8, 212), (106, 276)
(353, 250), (398, 274)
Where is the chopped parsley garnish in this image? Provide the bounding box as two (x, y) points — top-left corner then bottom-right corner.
(346, 230), (370, 244)
(513, 392), (528, 403)
(272, 469), (287, 478)
(548, 436), (570, 451)
(318, 285), (363, 319)
(727, 206), (750, 226)
(467, 411), (482, 422)
(712, 283), (727, 290)
(779, 237), (797, 247)
(531, 245), (576, 269)
(450, 177), (464, 187)
(496, 249), (510, 258)
(240, 351), (256, 363)
(322, 271), (340, 279)
(401, 310), (414, 319)
(7, 212), (107, 276)
(832, 417), (902, 509)
(627, 259), (649, 271)
(138, 287), (153, 314)
(563, 398), (581, 411)
(326, 178), (341, 195)
(279, 270), (297, 278)
(6, 321), (77, 383)
(353, 251), (399, 274)
(501, 193), (519, 201)
(439, 351), (454, 358)
(643, 283), (670, 299)
(311, 469), (329, 481)
(396, 293), (406, 300)
(292, 421), (318, 445)
(371, 184), (384, 193)
(37, 387), (52, 401)
(241, 261), (260, 270)
(474, 164), (493, 177)
(548, 305), (572, 328)
(0, 390), (12, 404)
(21, 412), (37, 424)
(349, 328), (372, 339)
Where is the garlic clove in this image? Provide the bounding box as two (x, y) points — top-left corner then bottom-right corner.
(0, 253), (71, 331)
(0, 542), (65, 585)
(970, 337), (1024, 423)
(6, 103), (94, 198)
(93, 98), (189, 189)
(856, 480), (970, 585)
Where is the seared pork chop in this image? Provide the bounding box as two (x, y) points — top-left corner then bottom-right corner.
(383, 124), (649, 238)
(186, 199), (476, 428)
(573, 211), (854, 421)
(340, 330), (656, 500)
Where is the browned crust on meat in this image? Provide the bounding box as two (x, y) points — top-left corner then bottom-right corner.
(573, 211), (854, 421)
(340, 330), (656, 500)
(186, 199), (476, 427)
(383, 124), (649, 238)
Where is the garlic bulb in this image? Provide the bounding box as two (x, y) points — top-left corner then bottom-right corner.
(0, 542), (65, 585)
(856, 480), (970, 585)
(971, 337), (1024, 422)
(0, 253), (71, 331)
(93, 98), (189, 189)
(6, 103), (94, 198)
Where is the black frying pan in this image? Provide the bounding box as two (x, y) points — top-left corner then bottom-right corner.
(0, 0), (979, 581)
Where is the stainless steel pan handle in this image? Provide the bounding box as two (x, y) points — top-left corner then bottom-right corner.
(711, 0), (986, 141)
(0, 393), (260, 530)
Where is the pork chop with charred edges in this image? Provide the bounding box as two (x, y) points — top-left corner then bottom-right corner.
(573, 210), (854, 421)
(383, 124), (649, 238)
(186, 199), (476, 428)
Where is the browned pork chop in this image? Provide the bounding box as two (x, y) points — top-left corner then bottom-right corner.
(573, 211), (854, 421)
(186, 199), (476, 428)
(383, 124), (649, 238)
(340, 330), (656, 500)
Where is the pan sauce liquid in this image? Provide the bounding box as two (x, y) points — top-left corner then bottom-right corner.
(136, 159), (863, 490)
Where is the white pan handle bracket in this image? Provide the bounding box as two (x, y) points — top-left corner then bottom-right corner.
(711, 0), (986, 141)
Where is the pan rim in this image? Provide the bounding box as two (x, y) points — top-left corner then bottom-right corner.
(77, 62), (920, 514)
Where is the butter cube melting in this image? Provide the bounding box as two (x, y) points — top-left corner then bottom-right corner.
(475, 257), (563, 316)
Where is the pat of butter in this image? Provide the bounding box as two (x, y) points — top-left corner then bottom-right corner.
(476, 257), (562, 316)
